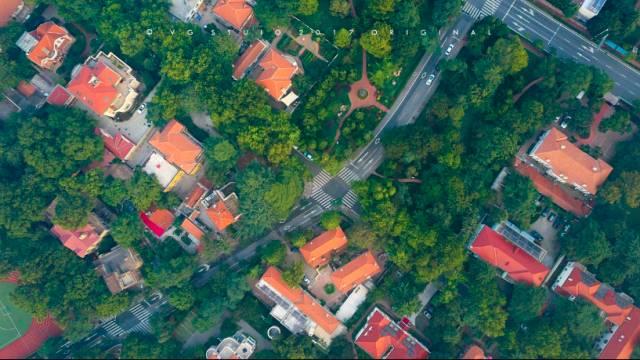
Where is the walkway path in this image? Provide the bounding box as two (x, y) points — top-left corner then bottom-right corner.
(329, 49), (389, 152)
(237, 320), (273, 351)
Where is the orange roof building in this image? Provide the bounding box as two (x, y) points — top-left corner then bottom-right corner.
(331, 251), (382, 294)
(354, 307), (430, 359)
(181, 218), (205, 241)
(17, 22), (75, 71)
(212, 0), (255, 32)
(51, 219), (107, 258)
(149, 120), (203, 174)
(206, 200), (237, 232)
(0, 0), (23, 27)
(256, 267), (345, 344)
(140, 209), (175, 237)
(300, 227), (348, 268)
(461, 345), (486, 359)
(529, 128), (613, 195)
(67, 52), (140, 117)
(552, 262), (640, 359)
(255, 48), (300, 102)
(232, 40), (268, 80)
(469, 225), (550, 287)
(185, 182), (208, 209)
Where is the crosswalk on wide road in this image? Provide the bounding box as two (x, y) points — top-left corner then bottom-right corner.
(312, 188), (334, 209)
(337, 166), (361, 184)
(342, 190), (359, 209)
(463, 0), (504, 19)
(311, 170), (332, 192)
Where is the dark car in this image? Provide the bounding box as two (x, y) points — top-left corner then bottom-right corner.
(530, 230), (544, 243)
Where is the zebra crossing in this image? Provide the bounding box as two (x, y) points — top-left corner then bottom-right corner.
(311, 170), (332, 192)
(311, 188), (335, 209)
(337, 166), (361, 184)
(101, 303), (153, 338)
(463, 0), (504, 19)
(342, 190), (359, 209)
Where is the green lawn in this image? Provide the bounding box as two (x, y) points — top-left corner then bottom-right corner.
(0, 282), (32, 349)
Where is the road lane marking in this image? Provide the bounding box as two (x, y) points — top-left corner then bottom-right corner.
(502, 0), (517, 21)
(548, 26), (559, 46)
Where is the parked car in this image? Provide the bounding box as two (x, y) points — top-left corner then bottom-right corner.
(445, 43), (455, 56)
(426, 74), (436, 86)
(530, 230), (544, 243)
(137, 103), (147, 113)
(541, 207), (550, 218)
(553, 216), (564, 229)
(547, 212), (557, 223)
(423, 306), (434, 319)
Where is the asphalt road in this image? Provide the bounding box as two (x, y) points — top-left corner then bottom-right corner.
(480, 0), (640, 103)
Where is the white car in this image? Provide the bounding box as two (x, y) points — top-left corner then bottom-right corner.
(445, 44), (455, 56)
(426, 74), (436, 86)
(137, 103), (147, 113)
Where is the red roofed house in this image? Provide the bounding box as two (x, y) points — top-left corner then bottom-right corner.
(255, 267), (346, 346)
(204, 190), (240, 232)
(232, 40), (268, 80)
(0, 0), (23, 27)
(149, 119), (204, 175)
(300, 227), (348, 268)
(184, 181), (209, 209)
(212, 0), (255, 32)
(331, 251), (382, 294)
(46, 84), (74, 106)
(469, 224), (551, 287)
(529, 127), (613, 195)
(354, 307), (430, 359)
(181, 216), (205, 242)
(95, 128), (136, 161)
(16, 21), (75, 71)
(552, 262), (640, 358)
(67, 51), (141, 117)
(461, 345), (486, 359)
(51, 214), (108, 258)
(255, 48), (301, 105)
(140, 209), (175, 237)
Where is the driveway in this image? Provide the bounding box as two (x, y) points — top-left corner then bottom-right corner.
(237, 320), (273, 351)
(529, 215), (560, 260)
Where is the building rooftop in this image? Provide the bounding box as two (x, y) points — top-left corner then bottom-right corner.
(300, 227), (348, 268)
(50, 214), (107, 258)
(142, 152), (180, 189)
(18, 22), (75, 71)
(530, 128), (613, 195)
(46, 84), (72, 106)
(462, 345), (486, 359)
(212, 0), (254, 31)
(331, 251), (382, 294)
(599, 307), (640, 359)
(354, 307), (430, 359)
(140, 209), (175, 237)
(0, 0), (22, 27)
(259, 267), (342, 335)
(232, 40), (268, 80)
(206, 200), (237, 232)
(469, 225), (550, 287)
(181, 218), (205, 241)
(95, 128), (135, 160)
(255, 48), (300, 101)
(149, 120), (203, 174)
(95, 246), (143, 294)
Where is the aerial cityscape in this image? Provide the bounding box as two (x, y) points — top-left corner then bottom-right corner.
(1, 0), (639, 359)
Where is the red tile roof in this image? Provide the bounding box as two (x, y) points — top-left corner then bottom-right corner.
(515, 159), (593, 217)
(181, 218), (205, 241)
(255, 48), (299, 101)
(469, 225), (550, 287)
(300, 227), (348, 268)
(531, 128), (613, 195)
(26, 22), (74, 70)
(51, 224), (102, 258)
(260, 267), (342, 334)
(0, 0), (22, 27)
(140, 209), (174, 237)
(355, 307), (430, 359)
(206, 200), (236, 232)
(46, 84), (72, 106)
(184, 183), (208, 208)
(232, 40), (268, 80)
(331, 251), (382, 294)
(212, 0), (254, 31)
(95, 128), (135, 160)
(462, 345), (486, 359)
(554, 262), (634, 326)
(17, 81), (36, 97)
(599, 307), (640, 359)
(67, 61), (122, 115)
(149, 120), (203, 174)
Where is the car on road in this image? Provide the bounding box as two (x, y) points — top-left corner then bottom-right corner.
(445, 44), (455, 56)
(137, 103), (147, 113)
(426, 74), (436, 86)
(196, 264), (210, 273)
(423, 306), (434, 319)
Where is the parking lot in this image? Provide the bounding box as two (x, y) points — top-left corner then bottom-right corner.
(529, 211), (562, 260)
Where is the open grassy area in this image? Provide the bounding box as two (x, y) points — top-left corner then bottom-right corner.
(0, 282), (32, 349)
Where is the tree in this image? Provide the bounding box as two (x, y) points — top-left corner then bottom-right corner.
(431, 0), (463, 28)
(320, 211), (342, 230)
(204, 137), (238, 184)
(502, 173), (539, 228)
(368, 0), (396, 19)
(167, 285), (196, 311)
(601, 172), (640, 208)
(298, 0), (318, 15)
(348, 223), (381, 250)
(562, 220), (611, 266)
(289, 231), (310, 248)
(262, 240), (287, 266)
(127, 170), (164, 211)
(52, 193), (93, 230)
(360, 23), (393, 58)
(508, 285), (548, 323)
(330, 0), (351, 17)
(549, 0), (578, 17)
(282, 261), (304, 287)
(334, 28), (352, 48)
(599, 110), (632, 134)
(95, 293), (130, 318)
(111, 211), (144, 247)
